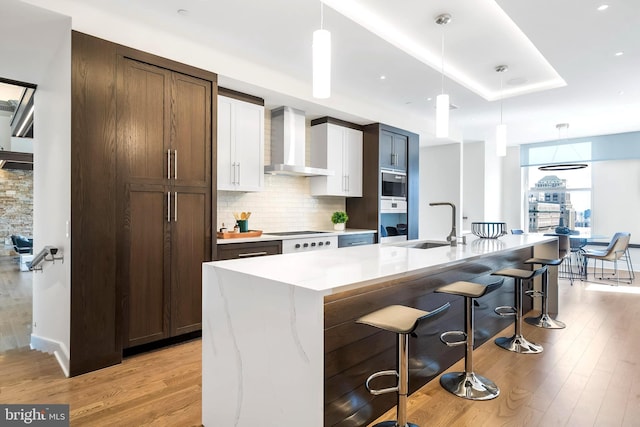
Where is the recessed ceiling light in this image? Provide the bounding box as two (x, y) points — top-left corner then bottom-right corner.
(380, 75), (386, 80)
(427, 97), (432, 101)
(618, 90), (625, 95)
(597, 4), (609, 11)
(177, 9), (190, 16)
(615, 51), (624, 56)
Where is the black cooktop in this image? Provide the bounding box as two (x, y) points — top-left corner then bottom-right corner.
(266, 231), (330, 236)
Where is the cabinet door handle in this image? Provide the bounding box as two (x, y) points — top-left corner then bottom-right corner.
(346, 175), (350, 192)
(348, 241), (369, 246)
(174, 150), (178, 179)
(232, 162), (238, 185)
(238, 251), (268, 258)
(236, 162), (240, 185)
(167, 192), (171, 222)
(174, 191), (178, 222)
(167, 149), (171, 180)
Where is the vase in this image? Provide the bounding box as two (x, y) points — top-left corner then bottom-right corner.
(333, 223), (345, 231)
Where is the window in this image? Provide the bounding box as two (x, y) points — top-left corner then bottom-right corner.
(526, 166), (591, 233)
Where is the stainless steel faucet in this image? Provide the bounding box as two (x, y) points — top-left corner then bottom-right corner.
(429, 202), (462, 246)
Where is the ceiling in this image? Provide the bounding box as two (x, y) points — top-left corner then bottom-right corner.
(18, 0), (640, 147)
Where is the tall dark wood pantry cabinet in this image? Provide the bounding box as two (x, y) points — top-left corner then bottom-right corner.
(71, 31), (216, 375)
(117, 58), (212, 348)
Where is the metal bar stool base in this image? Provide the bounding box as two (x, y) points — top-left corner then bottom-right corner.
(525, 313), (566, 329)
(440, 371), (500, 401)
(371, 421), (419, 427)
(495, 334), (543, 354)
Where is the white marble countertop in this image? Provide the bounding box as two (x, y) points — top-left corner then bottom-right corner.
(215, 228), (377, 244)
(206, 234), (557, 294)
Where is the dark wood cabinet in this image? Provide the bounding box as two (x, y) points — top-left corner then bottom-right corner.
(216, 241), (282, 260)
(346, 123), (419, 242)
(71, 31), (216, 375)
(117, 57), (212, 348)
(379, 129), (407, 171)
(337, 233), (375, 248)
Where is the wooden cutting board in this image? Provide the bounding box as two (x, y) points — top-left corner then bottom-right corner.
(216, 230), (263, 239)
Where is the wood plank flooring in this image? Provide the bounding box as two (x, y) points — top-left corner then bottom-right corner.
(369, 275), (640, 427)
(0, 340), (202, 426)
(0, 255), (32, 351)
(0, 265), (638, 426)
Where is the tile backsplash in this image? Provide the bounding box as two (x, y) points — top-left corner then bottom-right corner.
(217, 175), (344, 232)
(216, 109), (346, 232)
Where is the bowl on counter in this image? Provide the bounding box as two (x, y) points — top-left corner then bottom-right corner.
(471, 222), (507, 239)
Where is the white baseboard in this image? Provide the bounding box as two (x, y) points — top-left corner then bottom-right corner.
(30, 334), (70, 378)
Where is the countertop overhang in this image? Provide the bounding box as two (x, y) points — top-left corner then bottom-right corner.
(206, 234), (558, 294)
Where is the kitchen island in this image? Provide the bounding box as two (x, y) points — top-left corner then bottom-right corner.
(202, 234), (558, 427)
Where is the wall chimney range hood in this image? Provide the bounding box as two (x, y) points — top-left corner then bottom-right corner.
(264, 106), (333, 176)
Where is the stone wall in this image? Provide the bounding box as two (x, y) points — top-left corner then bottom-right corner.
(0, 169), (33, 256)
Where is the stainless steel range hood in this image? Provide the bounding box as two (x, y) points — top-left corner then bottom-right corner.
(264, 106), (333, 177)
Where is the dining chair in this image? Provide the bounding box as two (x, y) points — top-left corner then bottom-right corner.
(582, 232), (634, 285)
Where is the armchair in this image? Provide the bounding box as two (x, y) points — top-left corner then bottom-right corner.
(11, 235), (33, 255)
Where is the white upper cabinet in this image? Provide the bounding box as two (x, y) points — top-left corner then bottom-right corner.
(310, 122), (363, 197)
(217, 95), (264, 191)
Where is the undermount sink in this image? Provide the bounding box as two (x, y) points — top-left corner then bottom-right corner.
(389, 240), (450, 249)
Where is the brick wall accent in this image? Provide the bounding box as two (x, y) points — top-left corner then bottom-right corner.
(0, 169), (33, 256)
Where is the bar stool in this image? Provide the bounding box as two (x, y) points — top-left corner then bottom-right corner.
(357, 303), (450, 427)
(469, 276), (506, 342)
(524, 257), (566, 329)
(491, 266), (547, 354)
(436, 280), (501, 400)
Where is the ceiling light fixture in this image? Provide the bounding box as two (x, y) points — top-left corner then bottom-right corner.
(597, 4), (609, 11)
(615, 51), (624, 56)
(495, 65), (508, 157)
(313, 2), (331, 99)
(435, 13), (451, 139)
(538, 123), (588, 171)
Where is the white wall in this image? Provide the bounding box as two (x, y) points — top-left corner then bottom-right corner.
(31, 29), (71, 375)
(502, 145), (524, 232)
(462, 142), (484, 232)
(0, 115), (11, 150)
(590, 159), (640, 271)
(483, 141), (503, 222)
(11, 137), (34, 153)
(591, 159), (640, 241)
(1, 1), (72, 375)
(420, 143), (461, 240)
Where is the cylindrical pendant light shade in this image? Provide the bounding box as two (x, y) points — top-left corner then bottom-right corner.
(313, 29), (331, 99)
(496, 123), (507, 157)
(436, 93), (449, 138)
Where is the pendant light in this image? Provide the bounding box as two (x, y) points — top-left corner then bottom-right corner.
(435, 13), (451, 138)
(538, 123), (588, 171)
(313, 2), (331, 99)
(495, 65), (508, 157)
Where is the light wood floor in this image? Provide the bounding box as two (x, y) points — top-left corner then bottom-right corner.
(0, 270), (638, 426)
(0, 255), (32, 351)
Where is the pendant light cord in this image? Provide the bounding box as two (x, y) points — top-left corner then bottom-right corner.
(440, 28), (445, 95)
(500, 73), (503, 125)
